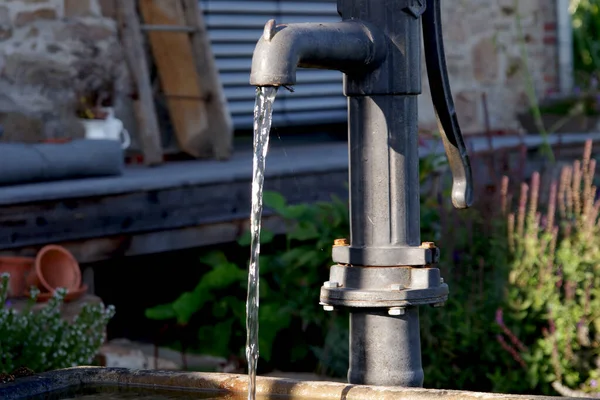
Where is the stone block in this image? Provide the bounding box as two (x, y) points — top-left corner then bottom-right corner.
(53, 20), (116, 42)
(6, 294), (104, 322)
(442, 8), (467, 43)
(0, 6), (11, 41)
(472, 37), (499, 83)
(96, 338), (227, 371)
(2, 52), (73, 90)
(0, 53), (76, 119)
(97, 342), (180, 370)
(64, 0), (98, 18)
(0, 112), (45, 143)
(98, 0), (116, 18)
(454, 90), (481, 133)
(14, 8), (58, 27)
(25, 27), (40, 38)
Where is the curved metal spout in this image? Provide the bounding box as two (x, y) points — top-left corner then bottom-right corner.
(249, 20), (386, 87)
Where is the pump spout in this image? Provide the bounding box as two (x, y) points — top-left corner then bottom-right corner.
(249, 19), (386, 87)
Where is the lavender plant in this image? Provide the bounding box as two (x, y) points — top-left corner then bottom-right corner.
(496, 140), (600, 396)
(0, 273), (115, 374)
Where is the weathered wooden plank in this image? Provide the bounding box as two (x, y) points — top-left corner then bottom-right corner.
(139, 0), (210, 158)
(182, 0), (234, 160)
(0, 170), (348, 251)
(0, 214), (287, 264)
(117, 0), (163, 165)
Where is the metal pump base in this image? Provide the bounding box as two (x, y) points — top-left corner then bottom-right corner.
(320, 260), (448, 387)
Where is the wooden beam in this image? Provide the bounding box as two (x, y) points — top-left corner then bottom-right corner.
(0, 169), (349, 253)
(0, 214), (287, 264)
(117, 0), (164, 166)
(140, 24), (196, 32)
(139, 0), (211, 158)
(182, 0), (234, 160)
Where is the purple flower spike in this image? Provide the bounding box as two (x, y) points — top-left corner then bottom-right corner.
(495, 308), (504, 326)
(591, 379), (597, 388)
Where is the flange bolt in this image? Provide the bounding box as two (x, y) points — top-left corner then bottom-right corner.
(333, 238), (349, 247)
(388, 307), (405, 316)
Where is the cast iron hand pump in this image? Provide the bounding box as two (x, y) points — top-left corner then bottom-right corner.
(250, 0), (473, 388)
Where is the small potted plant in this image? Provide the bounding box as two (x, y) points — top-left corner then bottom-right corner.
(72, 46), (130, 149)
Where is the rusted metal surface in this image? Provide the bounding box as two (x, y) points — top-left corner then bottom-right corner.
(0, 368), (583, 400)
(333, 238), (349, 247)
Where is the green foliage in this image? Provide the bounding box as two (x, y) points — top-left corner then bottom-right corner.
(146, 190), (350, 372)
(145, 149), (445, 373)
(422, 143), (600, 397)
(145, 141), (600, 397)
(419, 190), (512, 392)
(0, 273), (115, 373)
(572, 0), (600, 76)
(493, 143), (600, 396)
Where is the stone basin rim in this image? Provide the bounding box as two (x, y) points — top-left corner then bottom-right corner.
(0, 367), (585, 400)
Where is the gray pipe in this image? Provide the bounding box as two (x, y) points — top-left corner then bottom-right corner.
(348, 95), (421, 252)
(349, 308), (423, 387)
(250, 21), (386, 87)
(0, 139), (124, 186)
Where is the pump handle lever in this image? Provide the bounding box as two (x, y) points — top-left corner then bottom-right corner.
(422, 0), (473, 209)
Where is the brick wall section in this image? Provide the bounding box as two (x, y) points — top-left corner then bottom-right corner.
(0, 0), (561, 137)
(419, 0), (561, 134)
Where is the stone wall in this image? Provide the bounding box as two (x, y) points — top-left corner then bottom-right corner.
(0, 0), (562, 142)
(0, 0), (125, 143)
(420, 0), (561, 134)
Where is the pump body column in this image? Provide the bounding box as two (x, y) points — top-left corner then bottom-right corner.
(320, 0), (447, 388)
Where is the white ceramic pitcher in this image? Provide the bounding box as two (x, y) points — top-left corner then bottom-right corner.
(81, 108), (131, 149)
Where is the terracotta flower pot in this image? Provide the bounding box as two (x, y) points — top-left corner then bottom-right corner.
(0, 257), (35, 298)
(26, 245), (81, 293)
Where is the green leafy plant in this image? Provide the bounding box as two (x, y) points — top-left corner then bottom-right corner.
(572, 0), (600, 77)
(146, 191), (350, 374)
(143, 139), (600, 396)
(492, 140), (600, 396)
(422, 141), (600, 396)
(419, 177), (511, 392)
(0, 273), (115, 374)
(144, 144), (447, 375)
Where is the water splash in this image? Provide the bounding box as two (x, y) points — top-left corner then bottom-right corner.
(246, 86), (278, 400)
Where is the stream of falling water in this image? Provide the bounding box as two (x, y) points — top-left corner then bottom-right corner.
(246, 86), (278, 400)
